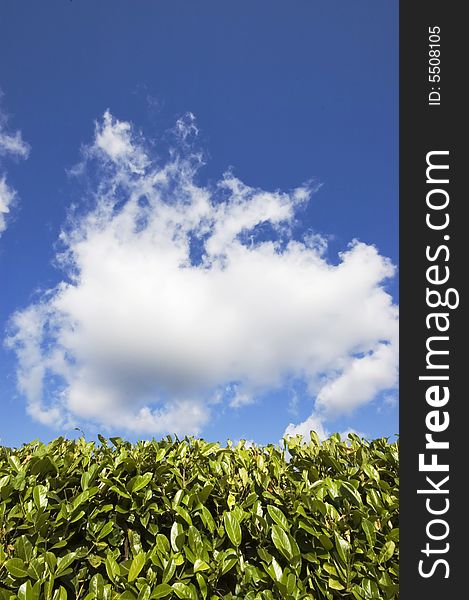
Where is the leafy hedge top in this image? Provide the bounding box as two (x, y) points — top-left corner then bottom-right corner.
(0, 433), (399, 600)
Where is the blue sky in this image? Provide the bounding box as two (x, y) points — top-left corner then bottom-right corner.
(0, 0), (398, 448)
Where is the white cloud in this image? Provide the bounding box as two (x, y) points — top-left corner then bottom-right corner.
(284, 414), (330, 441)
(92, 110), (149, 174)
(0, 130), (29, 159)
(0, 176), (16, 234)
(6, 111), (398, 437)
(284, 416), (366, 443)
(0, 95), (30, 235)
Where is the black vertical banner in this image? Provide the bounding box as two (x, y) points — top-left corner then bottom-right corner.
(400, 2), (464, 598)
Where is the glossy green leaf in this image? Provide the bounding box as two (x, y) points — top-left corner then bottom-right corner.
(193, 558), (209, 572)
(199, 505), (215, 533)
(137, 584), (151, 600)
(223, 512), (242, 547)
(17, 581), (34, 600)
(271, 524), (292, 560)
(334, 531), (350, 565)
(266, 505), (289, 530)
(175, 505), (192, 526)
(151, 584), (173, 598)
(52, 587), (67, 600)
(8, 455), (22, 473)
(33, 485), (48, 510)
(162, 558), (176, 584)
(5, 558), (29, 579)
(131, 472), (153, 493)
(170, 521), (185, 552)
(56, 552), (77, 577)
(361, 519), (376, 546)
(15, 536), (34, 563)
(171, 582), (193, 599)
(379, 540), (395, 563)
(220, 556), (238, 575)
(97, 520), (114, 540)
(155, 533), (170, 556)
(195, 573), (207, 600)
(105, 554), (120, 582)
(128, 552), (146, 582)
(89, 573), (105, 597)
(328, 577), (345, 590)
(341, 480), (362, 505)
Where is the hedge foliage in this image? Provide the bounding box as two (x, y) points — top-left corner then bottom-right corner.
(0, 433), (399, 600)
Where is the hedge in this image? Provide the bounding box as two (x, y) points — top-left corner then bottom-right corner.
(0, 433), (399, 599)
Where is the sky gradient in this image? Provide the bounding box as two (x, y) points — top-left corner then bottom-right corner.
(0, 0), (398, 448)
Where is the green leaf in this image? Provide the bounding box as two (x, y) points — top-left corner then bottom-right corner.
(52, 588), (67, 600)
(319, 534), (334, 551)
(137, 584), (151, 600)
(221, 556), (238, 575)
(33, 485), (48, 510)
(196, 573), (208, 600)
(199, 505), (215, 533)
(170, 521), (185, 552)
(110, 485), (131, 499)
(56, 552), (77, 577)
(288, 532), (301, 559)
(363, 464), (379, 481)
(5, 558), (28, 579)
(323, 563), (338, 576)
(71, 490), (90, 511)
(361, 519), (376, 546)
(44, 552), (57, 572)
(88, 554), (102, 569)
(224, 512), (242, 547)
(257, 547), (273, 563)
(131, 472), (153, 493)
(266, 505), (290, 530)
(89, 573), (105, 597)
(334, 531), (350, 565)
(97, 520), (114, 540)
(198, 484), (213, 503)
(27, 558), (45, 581)
(15, 536), (34, 562)
(171, 582), (193, 599)
(328, 578), (345, 590)
(172, 489), (184, 509)
(271, 524), (292, 560)
(193, 558), (210, 573)
(150, 584), (173, 599)
(187, 525), (202, 554)
(361, 577), (380, 599)
(155, 534), (170, 556)
(340, 481), (362, 505)
(128, 552), (146, 582)
(70, 509), (85, 523)
(269, 557), (283, 581)
(162, 558), (176, 584)
(378, 540), (395, 563)
(105, 555), (120, 583)
(286, 572), (297, 595)
(128, 529), (143, 556)
(8, 455), (22, 473)
(18, 581), (34, 600)
(175, 505), (192, 526)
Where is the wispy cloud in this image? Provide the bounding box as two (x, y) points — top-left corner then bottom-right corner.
(6, 111), (398, 437)
(0, 93), (30, 236)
